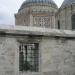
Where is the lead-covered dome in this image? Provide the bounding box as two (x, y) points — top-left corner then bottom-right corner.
(60, 0), (75, 9)
(19, 0), (57, 11)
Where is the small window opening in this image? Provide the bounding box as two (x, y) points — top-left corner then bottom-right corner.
(58, 20), (60, 29)
(72, 14), (75, 30)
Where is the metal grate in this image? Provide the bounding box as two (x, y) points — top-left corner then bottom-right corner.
(19, 43), (39, 72)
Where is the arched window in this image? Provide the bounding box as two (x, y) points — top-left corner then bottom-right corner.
(72, 14), (75, 30)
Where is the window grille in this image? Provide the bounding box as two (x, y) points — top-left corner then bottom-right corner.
(19, 43), (39, 72)
(33, 16), (50, 27)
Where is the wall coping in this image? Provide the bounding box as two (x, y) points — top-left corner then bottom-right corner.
(0, 25), (75, 38)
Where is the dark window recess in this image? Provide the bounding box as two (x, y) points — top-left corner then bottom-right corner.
(72, 14), (75, 30)
(19, 43), (39, 72)
(58, 20), (60, 29)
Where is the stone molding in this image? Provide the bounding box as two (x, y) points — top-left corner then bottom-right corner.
(0, 25), (75, 37)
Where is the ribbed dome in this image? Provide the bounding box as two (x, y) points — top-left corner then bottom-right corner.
(19, 0), (57, 11)
(60, 0), (75, 9)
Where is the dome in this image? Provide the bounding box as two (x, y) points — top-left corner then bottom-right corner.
(19, 0), (57, 11)
(60, 0), (75, 9)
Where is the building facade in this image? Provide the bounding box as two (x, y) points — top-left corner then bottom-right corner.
(15, 0), (75, 30)
(56, 0), (75, 30)
(0, 0), (75, 75)
(15, 0), (58, 28)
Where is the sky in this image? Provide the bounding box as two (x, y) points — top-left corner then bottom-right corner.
(0, 0), (64, 25)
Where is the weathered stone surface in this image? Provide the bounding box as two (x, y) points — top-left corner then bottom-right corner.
(0, 25), (75, 37)
(41, 37), (75, 75)
(0, 37), (18, 75)
(0, 26), (75, 75)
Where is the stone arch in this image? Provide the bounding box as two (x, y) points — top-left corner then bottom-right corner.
(72, 13), (75, 30)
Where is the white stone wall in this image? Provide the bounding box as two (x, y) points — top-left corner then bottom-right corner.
(0, 35), (75, 75)
(0, 24), (75, 75)
(0, 37), (18, 75)
(41, 37), (75, 75)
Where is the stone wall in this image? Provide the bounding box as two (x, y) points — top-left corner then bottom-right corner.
(0, 26), (75, 75)
(0, 35), (75, 75)
(41, 37), (75, 75)
(0, 37), (18, 75)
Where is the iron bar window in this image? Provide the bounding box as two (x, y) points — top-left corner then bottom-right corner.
(19, 43), (39, 72)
